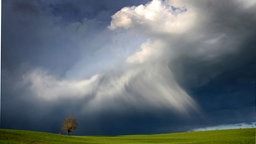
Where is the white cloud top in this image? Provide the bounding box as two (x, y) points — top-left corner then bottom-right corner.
(109, 0), (197, 34)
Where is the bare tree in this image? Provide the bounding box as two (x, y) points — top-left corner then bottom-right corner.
(62, 116), (78, 135)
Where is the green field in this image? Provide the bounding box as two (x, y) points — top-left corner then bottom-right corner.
(0, 128), (255, 144)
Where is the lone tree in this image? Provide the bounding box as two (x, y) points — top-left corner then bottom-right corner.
(62, 116), (78, 135)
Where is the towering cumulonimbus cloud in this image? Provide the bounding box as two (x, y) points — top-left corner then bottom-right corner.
(106, 0), (199, 113)
(24, 0), (199, 115)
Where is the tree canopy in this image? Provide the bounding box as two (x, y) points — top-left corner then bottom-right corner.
(62, 117), (77, 135)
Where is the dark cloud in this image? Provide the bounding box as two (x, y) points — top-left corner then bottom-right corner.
(167, 0), (256, 128)
(2, 0), (101, 75)
(48, 0), (150, 23)
(11, 0), (39, 14)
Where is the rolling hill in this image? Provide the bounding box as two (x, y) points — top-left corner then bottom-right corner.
(0, 128), (255, 144)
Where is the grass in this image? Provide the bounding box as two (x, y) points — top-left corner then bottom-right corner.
(0, 128), (255, 144)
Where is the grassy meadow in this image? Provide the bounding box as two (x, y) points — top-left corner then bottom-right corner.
(0, 128), (255, 144)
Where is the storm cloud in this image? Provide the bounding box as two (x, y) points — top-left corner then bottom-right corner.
(1, 0), (256, 135)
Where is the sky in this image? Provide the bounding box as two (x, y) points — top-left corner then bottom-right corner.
(1, 0), (256, 135)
